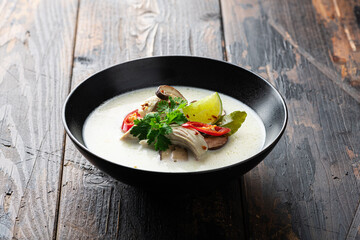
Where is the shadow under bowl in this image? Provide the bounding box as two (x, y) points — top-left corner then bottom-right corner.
(62, 56), (287, 192)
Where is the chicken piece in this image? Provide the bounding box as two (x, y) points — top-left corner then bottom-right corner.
(119, 129), (137, 140)
(138, 96), (161, 118)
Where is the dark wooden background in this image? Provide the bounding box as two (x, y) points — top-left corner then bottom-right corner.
(0, 0), (359, 239)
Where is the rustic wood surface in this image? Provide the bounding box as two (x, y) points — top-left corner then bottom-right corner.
(221, 0), (360, 239)
(0, 0), (78, 239)
(0, 0), (359, 239)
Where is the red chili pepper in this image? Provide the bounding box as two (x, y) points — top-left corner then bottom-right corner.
(122, 109), (141, 132)
(182, 122), (231, 136)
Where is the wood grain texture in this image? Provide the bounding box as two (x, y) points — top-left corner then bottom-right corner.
(311, 0), (360, 95)
(221, 0), (360, 239)
(69, 0), (224, 87)
(57, 0), (245, 239)
(331, 0), (360, 52)
(224, 0), (360, 103)
(0, 0), (78, 239)
(2, 0), (358, 238)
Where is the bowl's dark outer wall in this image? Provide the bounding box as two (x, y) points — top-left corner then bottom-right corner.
(63, 56), (287, 191)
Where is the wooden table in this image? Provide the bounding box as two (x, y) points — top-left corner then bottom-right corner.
(1, 0), (359, 239)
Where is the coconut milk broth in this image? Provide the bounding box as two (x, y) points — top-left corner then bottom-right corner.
(83, 87), (266, 172)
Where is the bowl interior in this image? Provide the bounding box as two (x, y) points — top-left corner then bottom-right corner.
(64, 56), (287, 166)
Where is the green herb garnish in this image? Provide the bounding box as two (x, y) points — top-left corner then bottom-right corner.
(157, 97), (187, 114)
(130, 97), (188, 151)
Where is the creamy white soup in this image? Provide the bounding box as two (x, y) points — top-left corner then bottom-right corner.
(83, 86), (266, 172)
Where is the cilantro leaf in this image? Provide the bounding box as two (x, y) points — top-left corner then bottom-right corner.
(157, 96), (187, 113)
(174, 97), (187, 110)
(130, 96), (189, 151)
(146, 128), (159, 145)
(166, 111), (188, 125)
(172, 97), (187, 110)
(156, 100), (169, 113)
(154, 134), (171, 151)
(160, 123), (173, 135)
(130, 118), (151, 140)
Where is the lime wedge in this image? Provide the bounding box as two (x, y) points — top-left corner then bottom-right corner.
(182, 92), (223, 124)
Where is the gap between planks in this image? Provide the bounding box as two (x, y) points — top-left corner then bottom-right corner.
(218, 0), (228, 62)
(346, 198), (360, 240)
(52, 0), (81, 239)
(218, 0), (248, 237)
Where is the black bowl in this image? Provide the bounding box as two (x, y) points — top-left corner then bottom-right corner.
(63, 56), (287, 191)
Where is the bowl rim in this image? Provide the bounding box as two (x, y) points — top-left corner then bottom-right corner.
(62, 55), (288, 175)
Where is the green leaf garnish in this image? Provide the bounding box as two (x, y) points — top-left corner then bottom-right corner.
(130, 97), (188, 151)
(217, 111), (247, 136)
(157, 97), (187, 113)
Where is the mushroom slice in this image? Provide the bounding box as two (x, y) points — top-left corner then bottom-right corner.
(204, 135), (228, 150)
(156, 85), (187, 102)
(167, 126), (208, 159)
(171, 146), (188, 161)
(160, 148), (172, 160)
(159, 145), (175, 160)
(138, 96), (161, 118)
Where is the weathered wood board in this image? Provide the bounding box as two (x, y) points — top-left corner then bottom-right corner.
(1, 0), (359, 238)
(221, 0), (360, 238)
(0, 0), (78, 239)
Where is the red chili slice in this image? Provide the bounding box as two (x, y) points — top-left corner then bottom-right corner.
(182, 122), (231, 136)
(122, 109), (141, 132)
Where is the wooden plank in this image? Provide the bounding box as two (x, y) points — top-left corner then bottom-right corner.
(0, 0), (79, 239)
(221, 0), (360, 239)
(311, 0), (360, 95)
(332, 0), (360, 52)
(57, 0), (245, 239)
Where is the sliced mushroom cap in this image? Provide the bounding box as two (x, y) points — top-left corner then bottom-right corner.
(159, 146), (188, 161)
(204, 135), (228, 150)
(159, 149), (171, 160)
(171, 146), (188, 161)
(167, 126), (208, 159)
(159, 145), (175, 160)
(156, 85), (187, 102)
